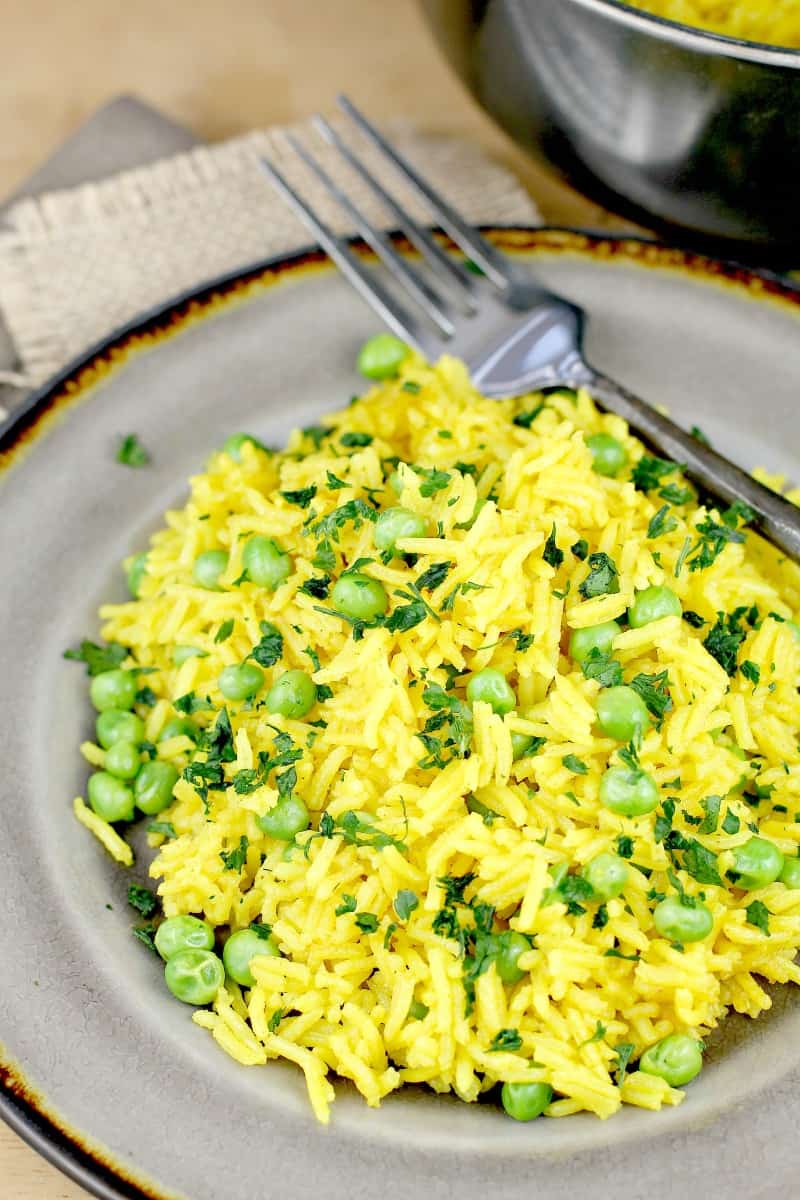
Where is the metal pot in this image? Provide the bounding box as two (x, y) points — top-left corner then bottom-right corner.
(421, 0), (800, 257)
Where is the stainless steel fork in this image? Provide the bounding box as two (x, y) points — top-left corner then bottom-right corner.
(261, 95), (800, 560)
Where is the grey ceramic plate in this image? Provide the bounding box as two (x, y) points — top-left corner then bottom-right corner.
(2, 229), (799, 1200)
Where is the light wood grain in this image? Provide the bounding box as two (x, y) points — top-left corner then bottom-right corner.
(0, 1), (621, 1196)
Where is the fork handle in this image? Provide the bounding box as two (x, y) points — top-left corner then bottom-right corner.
(580, 367), (800, 561)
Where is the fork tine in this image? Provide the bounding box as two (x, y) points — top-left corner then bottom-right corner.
(312, 115), (478, 312)
(259, 158), (431, 355)
(337, 94), (510, 290)
(283, 132), (455, 338)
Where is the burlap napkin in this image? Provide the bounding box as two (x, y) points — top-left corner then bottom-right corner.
(0, 118), (540, 403)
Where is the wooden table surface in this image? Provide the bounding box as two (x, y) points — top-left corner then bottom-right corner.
(0, 1), (624, 1196)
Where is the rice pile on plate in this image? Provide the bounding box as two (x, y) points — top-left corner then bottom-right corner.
(626, 0), (800, 48)
(82, 354), (800, 1124)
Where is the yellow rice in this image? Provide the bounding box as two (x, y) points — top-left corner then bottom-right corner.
(88, 354), (800, 1125)
(625, 0), (800, 48)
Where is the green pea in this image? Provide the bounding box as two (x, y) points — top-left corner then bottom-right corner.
(172, 644), (208, 666)
(501, 1081), (553, 1121)
(104, 740), (141, 781)
(599, 766), (659, 817)
(155, 915), (215, 960)
(466, 668), (516, 716)
(218, 663), (265, 702)
(628, 585), (682, 628)
(158, 716), (200, 743)
(127, 552), (148, 599)
(511, 732), (537, 761)
(730, 836), (784, 889)
(223, 432), (267, 461)
(640, 1034), (703, 1087)
(331, 573), (388, 622)
(494, 931), (531, 984)
(569, 620), (621, 665)
(582, 852), (629, 900)
(653, 895), (713, 942)
(134, 761), (179, 815)
(786, 621), (800, 643)
(596, 685), (650, 742)
(165, 949), (224, 1006)
(192, 549), (229, 590)
(96, 709), (145, 750)
(265, 669), (317, 719)
(373, 507), (428, 555)
(87, 771), (135, 822)
(356, 333), (409, 380)
(242, 535), (291, 590)
(257, 796), (310, 841)
(585, 433), (628, 477)
(89, 669), (138, 713)
(780, 857), (800, 889)
(222, 928), (280, 987)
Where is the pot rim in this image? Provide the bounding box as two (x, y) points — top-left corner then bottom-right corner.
(562, 0), (800, 66)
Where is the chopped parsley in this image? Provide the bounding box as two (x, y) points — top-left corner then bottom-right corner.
(325, 470), (348, 490)
(312, 539), (337, 571)
(416, 561), (453, 592)
(745, 899), (770, 935)
(740, 660), (761, 687)
(578, 552), (620, 600)
(631, 455), (681, 493)
(279, 485), (317, 509)
(562, 754), (588, 775)
(613, 1042), (635, 1084)
(127, 885), (158, 918)
(335, 894), (357, 916)
(412, 465), (451, 497)
(629, 670), (672, 723)
(703, 609), (747, 677)
(147, 820), (177, 839)
(722, 810), (741, 835)
(394, 889), (419, 921)
(571, 539), (589, 561)
(682, 610), (707, 629)
(182, 707), (236, 810)
(340, 432), (373, 447)
(220, 835), (249, 872)
(513, 401), (545, 429)
(64, 639), (127, 676)
(299, 575), (331, 599)
(116, 433), (150, 467)
(214, 619), (234, 644)
(250, 621), (283, 668)
(302, 424), (334, 449)
(581, 647), (623, 688)
(543, 524), (565, 569)
(616, 836), (634, 859)
(354, 912), (379, 934)
(132, 924), (159, 954)
(489, 1028), (523, 1053)
(647, 504), (677, 539)
(687, 514), (747, 572)
(310, 498), (379, 542)
(267, 1008), (285, 1033)
(173, 691), (214, 715)
(697, 795), (722, 835)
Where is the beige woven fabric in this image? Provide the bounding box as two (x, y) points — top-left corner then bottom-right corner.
(0, 119), (540, 396)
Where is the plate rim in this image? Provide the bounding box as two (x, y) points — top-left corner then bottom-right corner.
(3, 223), (800, 1200)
